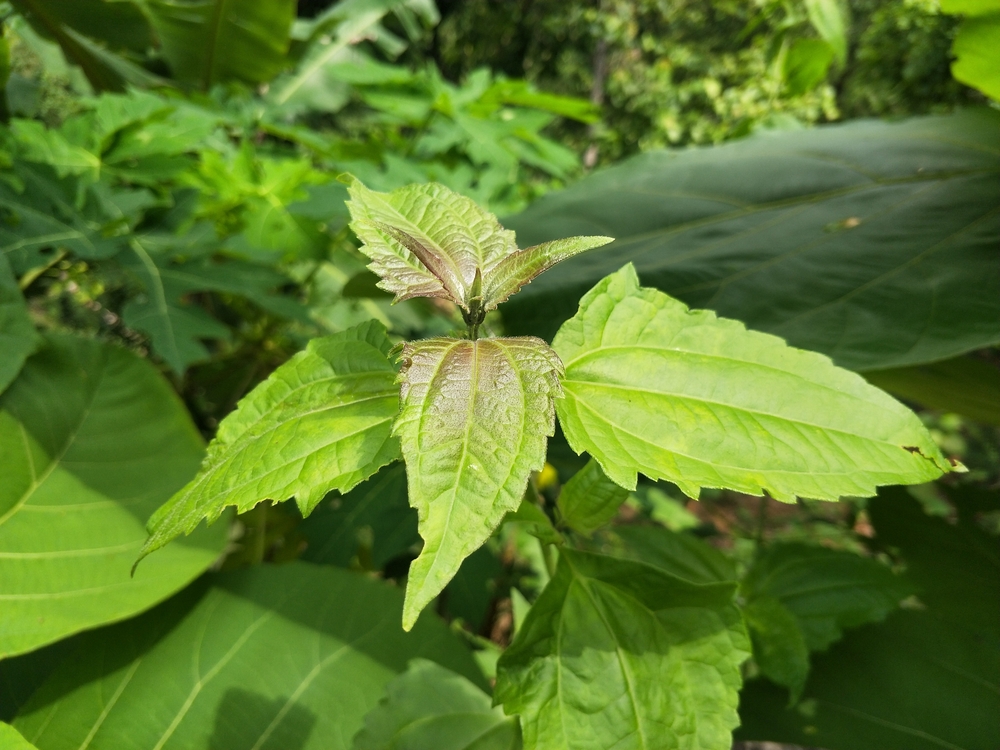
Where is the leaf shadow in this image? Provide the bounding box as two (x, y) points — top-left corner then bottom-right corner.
(208, 688), (317, 750)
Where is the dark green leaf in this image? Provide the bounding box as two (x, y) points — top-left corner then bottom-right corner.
(742, 596), (810, 702)
(0, 334), (227, 658)
(140, 321), (401, 563)
(14, 562), (485, 750)
(502, 110), (1000, 371)
(395, 336), (562, 630)
(0, 254), (39, 395)
(495, 549), (749, 750)
(553, 265), (951, 500)
(353, 659), (520, 750)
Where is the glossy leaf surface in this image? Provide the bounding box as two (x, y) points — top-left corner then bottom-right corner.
(141, 321), (401, 562)
(556, 457), (629, 533)
(552, 265), (951, 500)
(495, 549), (750, 750)
(14, 563), (484, 750)
(353, 659), (520, 750)
(346, 177), (609, 313)
(502, 110), (1000, 371)
(0, 335), (226, 658)
(395, 336), (562, 630)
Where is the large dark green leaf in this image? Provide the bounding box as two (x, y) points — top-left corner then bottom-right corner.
(145, 0), (296, 89)
(0, 254), (39, 395)
(0, 334), (227, 658)
(737, 487), (1000, 749)
(502, 110), (1000, 371)
(495, 549), (749, 750)
(13, 562), (484, 750)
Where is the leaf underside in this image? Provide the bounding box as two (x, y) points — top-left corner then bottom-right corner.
(395, 335), (563, 630)
(495, 549), (750, 750)
(139, 320), (401, 563)
(345, 176), (610, 312)
(552, 264), (951, 501)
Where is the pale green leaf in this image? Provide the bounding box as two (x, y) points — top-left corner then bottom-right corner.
(743, 596), (810, 703)
(495, 549), (750, 750)
(14, 562), (485, 750)
(140, 320), (401, 563)
(0, 334), (227, 659)
(803, 0), (849, 64)
(395, 336), (562, 630)
(145, 0), (296, 89)
(345, 177), (607, 313)
(0, 254), (39, 395)
(782, 38), (834, 95)
(556, 457), (628, 533)
(740, 543), (913, 652)
(0, 722), (37, 750)
(552, 264), (952, 501)
(951, 13), (1000, 100)
(502, 110), (1000, 371)
(353, 659), (520, 750)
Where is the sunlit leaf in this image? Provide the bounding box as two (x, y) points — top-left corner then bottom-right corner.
(552, 265), (952, 500)
(555, 457), (628, 534)
(395, 336), (562, 630)
(139, 321), (401, 563)
(495, 549), (750, 750)
(0, 722), (37, 750)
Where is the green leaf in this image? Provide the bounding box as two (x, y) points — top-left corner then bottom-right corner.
(502, 110), (1000, 371)
(13, 562), (485, 750)
(737, 487), (1000, 750)
(556, 457), (628, 534)
(0, 254), (39, 395)
(144, 0), (296, 89)
(345, 176), (609, 314)
(139, 320), (401, 563)
(601, 525), (737, 585)
(740, 543), (914, 652)
(782, 38), (834, 95)
(300, 462), (419, 570)
(495, 549), (750, 750)
(552, 264), (952, 501)
(951, 13), (1000, 100)
(803, 0), (849, 65)
(353, 659), (520, 750)
(395, 336), (562, 631)
(0, 722), (38, 750)
(0, 334), (227, 658)
(863, 355), (1000, 426)
(742, 596), (810, 702)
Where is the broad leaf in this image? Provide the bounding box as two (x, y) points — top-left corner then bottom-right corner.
(552, 265), (952, 500)
(299, 462), (419, 570)
(395, 336), (562, 630)
(140, 320), (401, 563)
(0, 722), (37, 750)
(345, 177), (610, 315)
(145, 0), (296, 89)
(556, 457), (628, 533)
(495, 549), (750, 750)
(14, 562), (485, 750)
(502, 110), (1000, 371)
(0, 334), (226, 658)
(353, 659), (520, 750)
(0, 254), (39, 394)
(864, 355), (1000, 426)
(943, 0), (1000, 99)
(737, 487), (1000, 750)
(741, 543), (914, 652)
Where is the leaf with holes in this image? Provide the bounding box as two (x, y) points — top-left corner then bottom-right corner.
(395, 336), (562, 630)
(139, 320), (401, 564)
(552, 264), (952, 500)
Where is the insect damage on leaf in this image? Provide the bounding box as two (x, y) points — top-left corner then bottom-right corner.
(343, 174), (612, 318)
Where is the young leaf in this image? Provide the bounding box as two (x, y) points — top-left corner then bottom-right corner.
(14, 563), (484, 750)
(556, 457), (629, 533)
(139, 320), (401, 563)
(740, 543), (914, 652)
(495, 549), (750, 750)
(553, 264), (953, 501)
(345, 176), (610, 314)
(395, 336), (562, 631)
(353, 659), (520, 750)
(0, 334), (226, 659)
